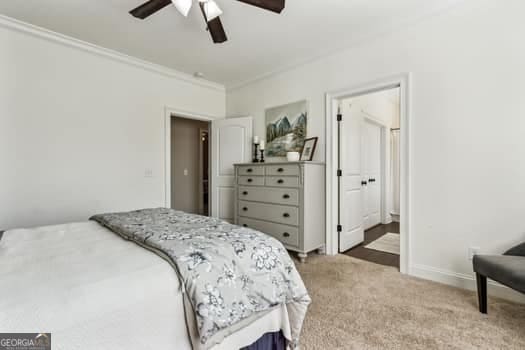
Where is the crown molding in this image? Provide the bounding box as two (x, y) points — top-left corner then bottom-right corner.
(226, 0), (465, 92)
(0, 14), (225, 92)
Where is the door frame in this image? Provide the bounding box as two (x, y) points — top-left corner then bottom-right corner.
(325, 73), (412, 274)
(164, 106), (215, 209)
(198, 128), (209, 215)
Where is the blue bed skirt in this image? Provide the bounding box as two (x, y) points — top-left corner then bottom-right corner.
(241, 331), (286, 350)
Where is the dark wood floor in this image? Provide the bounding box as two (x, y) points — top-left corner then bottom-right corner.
(343, 222), (400, 269)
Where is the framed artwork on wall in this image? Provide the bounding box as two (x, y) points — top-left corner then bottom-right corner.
(265, 100), (308, 157)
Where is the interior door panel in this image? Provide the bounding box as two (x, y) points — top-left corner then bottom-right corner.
(211, 117), (253, 222)
(339, 107), (384, 252)
(338, 103), (364, 252)
(365, 121), (382, 229)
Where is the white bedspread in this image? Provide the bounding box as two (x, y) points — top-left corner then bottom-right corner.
(0, 222), (291, 350)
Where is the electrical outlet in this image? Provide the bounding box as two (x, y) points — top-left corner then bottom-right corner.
(468, 246), (480, 260)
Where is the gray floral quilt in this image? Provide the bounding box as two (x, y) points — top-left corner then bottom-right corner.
(90, 208), (310, 349)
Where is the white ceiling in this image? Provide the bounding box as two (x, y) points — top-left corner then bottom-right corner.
(0, 0), (462, 87)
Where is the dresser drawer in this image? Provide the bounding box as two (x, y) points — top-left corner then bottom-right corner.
(238, 217), (299, 247)
(238, 200), (299, 226)
(238, 166), (264, 176)
(238, 186), (299, 206)
(238, 176), (265, 186)
(265, 164), (300, 176)
(265, 176), (300, 188)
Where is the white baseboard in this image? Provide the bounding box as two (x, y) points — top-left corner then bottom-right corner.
(410, 263), (525, 304)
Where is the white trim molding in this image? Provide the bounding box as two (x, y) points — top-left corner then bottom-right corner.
(0, 14), (225, 92)
(225, 2), (464, 91)
(325, 73), (412, 274)
(411, 264), (525, 304)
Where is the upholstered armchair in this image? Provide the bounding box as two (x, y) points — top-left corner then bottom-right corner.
(473, 242), (525, 313)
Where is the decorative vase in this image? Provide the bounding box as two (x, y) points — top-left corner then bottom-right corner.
(286, 152), (300, 162)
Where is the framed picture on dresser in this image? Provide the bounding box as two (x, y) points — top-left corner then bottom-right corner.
(300, 137), (318, 161)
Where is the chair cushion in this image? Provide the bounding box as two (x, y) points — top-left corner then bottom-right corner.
(473, 255), (525, 294)
(505, 242), (525, 257)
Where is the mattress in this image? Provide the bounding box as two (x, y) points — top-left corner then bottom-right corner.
(0, 222), (291, 350)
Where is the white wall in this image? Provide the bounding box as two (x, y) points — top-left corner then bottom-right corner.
(227, 0), (525, 299)
(343, 90), (399, 130)
(0, 20), (225, 229)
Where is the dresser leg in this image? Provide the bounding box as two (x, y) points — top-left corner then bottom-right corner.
(297, 252), (307, 263)
(317, 245), (326, 255)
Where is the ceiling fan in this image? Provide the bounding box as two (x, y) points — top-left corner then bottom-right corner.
(129, 0), (285, 44)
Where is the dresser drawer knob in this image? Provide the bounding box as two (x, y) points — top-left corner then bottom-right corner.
(247, 168), (253, 173)
(277, 179), (284, 184)
(247, 178), (253, 183)
(283, 232), (290, 238)
(283, 213), (290, 218)
(277, 168), (284, 173)
(283, 194), (290, 199)
(243, 191), (248, 195)
(243, 207), (248, 211)
(243, 224), (248, 227)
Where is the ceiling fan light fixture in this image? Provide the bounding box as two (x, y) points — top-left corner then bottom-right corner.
(130, 0), (286, 44)
(172, 0), (193, 17)
(199, 0), (223, 22)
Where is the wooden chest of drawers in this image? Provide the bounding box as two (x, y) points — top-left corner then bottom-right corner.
(234, 161), (325, 262)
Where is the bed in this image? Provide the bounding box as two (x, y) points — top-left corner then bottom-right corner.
(0, 208), (310, 350)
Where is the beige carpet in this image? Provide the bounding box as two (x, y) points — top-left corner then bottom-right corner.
(296, 254), (525, 350)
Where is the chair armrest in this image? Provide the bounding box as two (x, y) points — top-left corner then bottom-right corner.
(504, 242), (525, 256)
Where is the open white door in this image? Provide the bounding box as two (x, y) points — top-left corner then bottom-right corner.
(363, 120), (382, 229)
(211, 117), (253, 222)
(338, 103), (365, 252)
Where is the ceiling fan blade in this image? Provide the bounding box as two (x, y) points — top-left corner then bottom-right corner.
(130, 0), (172, 19)
(199, 3), (228, 44)
(236, 0), (285, 14)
